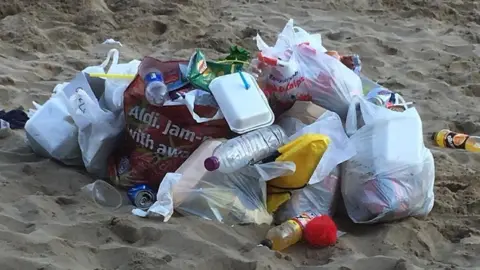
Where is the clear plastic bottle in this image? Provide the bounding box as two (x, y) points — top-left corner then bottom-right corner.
(139, 66), (168, 106)
(260, 212), (313, 251)
(204, 125), (287, 173)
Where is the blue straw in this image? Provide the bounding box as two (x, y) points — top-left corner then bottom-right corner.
(238, 71), (250, 89)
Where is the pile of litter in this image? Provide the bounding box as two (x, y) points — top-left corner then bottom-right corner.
(10, 18), (475, 252)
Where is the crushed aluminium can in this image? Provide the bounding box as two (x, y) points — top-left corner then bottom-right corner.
(127, 184), (156, 210)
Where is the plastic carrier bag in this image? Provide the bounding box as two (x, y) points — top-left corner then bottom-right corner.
(255, 19), (362, 120)
(341, 96), (435, 224)
(174, 166), (272, 225)
(66, 88), (124, 178)
(273, 111), (355, 223)
(274, 167), (340, 224)
(95, 49), (141, 114)
(148, 164), (280, 225)
(25, 49), (135, 168)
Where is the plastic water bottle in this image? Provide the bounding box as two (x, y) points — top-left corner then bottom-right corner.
(204, 125), (287, 173)
(141, 68), (168, 106)
(260, 212), (313, 251)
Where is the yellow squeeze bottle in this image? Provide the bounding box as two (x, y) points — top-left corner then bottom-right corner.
(266, 134), (330, 213)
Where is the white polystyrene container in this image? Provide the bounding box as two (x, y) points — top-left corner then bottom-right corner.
(209, 72), (274, 134)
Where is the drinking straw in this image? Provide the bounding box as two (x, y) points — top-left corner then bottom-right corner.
(88, 73), (135, 79)
(238, 71), (250, 89)
(216, 59), (249, 65)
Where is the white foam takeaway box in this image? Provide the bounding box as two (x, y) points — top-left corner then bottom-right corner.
(209, 72), (274, 134)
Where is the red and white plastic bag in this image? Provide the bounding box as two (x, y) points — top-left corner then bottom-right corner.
(255, 19), (363, 120)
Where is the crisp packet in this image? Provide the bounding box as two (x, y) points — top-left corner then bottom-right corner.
(186, 49), (243, 91)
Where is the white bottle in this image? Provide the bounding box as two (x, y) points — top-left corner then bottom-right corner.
(204, 125), (287, 173)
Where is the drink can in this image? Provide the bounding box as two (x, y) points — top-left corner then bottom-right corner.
(127, 184), (155, 210)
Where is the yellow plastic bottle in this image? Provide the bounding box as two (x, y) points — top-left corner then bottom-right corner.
(266, 134), (330, 213)
(260, 212), (313, 251)
(432, 129), (480, 153)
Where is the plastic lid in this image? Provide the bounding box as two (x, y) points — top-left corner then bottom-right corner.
(204, 156), (220, 171)
(260, 239), (273, 249)
(209, 72), (275, 134)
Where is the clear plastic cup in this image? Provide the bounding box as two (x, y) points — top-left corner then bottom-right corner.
(81, 180), (123, 210)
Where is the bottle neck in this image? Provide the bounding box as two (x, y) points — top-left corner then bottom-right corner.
(291, 213), (315, 230)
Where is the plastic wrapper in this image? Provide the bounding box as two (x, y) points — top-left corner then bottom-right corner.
(265, 133), (332, 213)
(342, 96), (435, 224)
(288, 111), (355, 185)
(186, 49), (244, 91)
(255, 19), (363, 120)
(146, 162), (296, 225)
(274, 166), (340, 224)
(66, 88), (124, 178)
(271, 110), (355, 222)
(174, 167), (271, 225)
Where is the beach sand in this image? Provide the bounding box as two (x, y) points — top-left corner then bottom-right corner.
(0, 0), (480, 269)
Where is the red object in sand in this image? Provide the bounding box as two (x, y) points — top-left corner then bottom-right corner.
(304, 215), (338, 247)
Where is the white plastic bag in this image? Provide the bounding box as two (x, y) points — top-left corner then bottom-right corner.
(25, 49), (132, 167)
(273, 111), (356, 223)
(25, 72), (98, 165)
(66, 88), (124, 178)
(132, 172), (182, 221)
(256, 19), (327, 59)
(342, 96), (435, 224)
(166, 89), (224, 123)
(147, 163), (286, 225)
(290, 111), (355, 184)
(82, 48), (120, 75)
(100, 50), (140, 114)
(82, 48), (140, 114)
(256, 19), (362, 120)
(274, 167), (341, 224)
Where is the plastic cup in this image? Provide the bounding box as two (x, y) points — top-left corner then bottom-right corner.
(81, 180), (123, 210)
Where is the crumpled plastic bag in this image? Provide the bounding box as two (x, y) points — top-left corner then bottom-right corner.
(274, 167), (341, 224)
(255, 19), (362, 120)
(273, 110), (355, 223)
(341, 96), (435, 224)
(25, 72), (96, 166)
(139, 162), (296, 225)
(65, 88), (124, 178)
(25, 49), (134, 168)
(288, 111), (355, 185)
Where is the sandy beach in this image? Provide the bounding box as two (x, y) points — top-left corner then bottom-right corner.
(0, 0), (480, 269)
